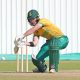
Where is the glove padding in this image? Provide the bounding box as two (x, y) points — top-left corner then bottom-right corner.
(15, 34), (24, 43)
(14, 37), (26, 54)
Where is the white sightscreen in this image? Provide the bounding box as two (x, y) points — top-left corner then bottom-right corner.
(0, 0), (80, 54)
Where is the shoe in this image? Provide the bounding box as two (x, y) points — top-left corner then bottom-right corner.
(49, 69), (55, 73)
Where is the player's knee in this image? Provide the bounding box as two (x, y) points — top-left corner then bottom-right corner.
(32, 58), (47, 72)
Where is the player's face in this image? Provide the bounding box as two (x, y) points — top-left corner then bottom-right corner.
(29, 18), (37, 26)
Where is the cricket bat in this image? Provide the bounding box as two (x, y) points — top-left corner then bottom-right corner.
(14, 46), (19, 54)
(14, 38), (19, 54)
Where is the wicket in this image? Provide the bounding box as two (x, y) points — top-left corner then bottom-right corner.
(16, 47), (28, 72)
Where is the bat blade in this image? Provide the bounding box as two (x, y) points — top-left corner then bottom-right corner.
(14, 46), (19, 54)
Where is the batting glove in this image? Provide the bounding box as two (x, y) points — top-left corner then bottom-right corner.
(16, 34), (25, 43)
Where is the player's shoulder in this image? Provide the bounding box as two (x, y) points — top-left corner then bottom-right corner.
(40, 18), (50, 21)
(39, 18), (51, 24)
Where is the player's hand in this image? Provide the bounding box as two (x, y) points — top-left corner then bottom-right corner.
(16, 34), (25, 43)
(17, 41), (26, 47)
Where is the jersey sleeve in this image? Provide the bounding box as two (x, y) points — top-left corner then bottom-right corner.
(39, 18), (50, 27)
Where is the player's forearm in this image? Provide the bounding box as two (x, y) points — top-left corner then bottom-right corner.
(23, 28), (36, 37)
(23, 24), (42, 37)
(25, 36), (39, 47)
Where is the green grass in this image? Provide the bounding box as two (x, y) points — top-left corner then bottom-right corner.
(0, 60), (80, 72)
(0, 60), (80, 80)
(59, 60), (80, 70)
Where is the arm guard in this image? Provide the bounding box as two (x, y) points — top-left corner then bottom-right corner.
(29, 42), (35, 47)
